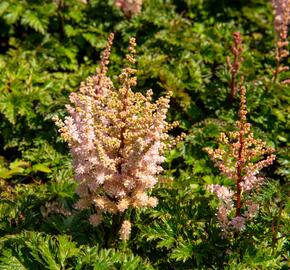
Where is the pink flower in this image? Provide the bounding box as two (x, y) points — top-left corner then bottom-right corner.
(114, 0), (142, 17)
(230, 216), (246, 232)
(205, 43), (276, 235)
(119, 220), (132, 240)
(54, 34), (179, 239)
(217, 205), (230, 231)
(89, 213), (103, 226)
(208, 184), (234, 206)
(244, 200), (259, 219)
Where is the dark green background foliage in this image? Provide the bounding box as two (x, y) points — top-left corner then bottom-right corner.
(0, 0), (289, 269)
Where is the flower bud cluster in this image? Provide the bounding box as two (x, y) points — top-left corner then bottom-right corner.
(205, 85), (275, 233)
(119, 220), (132, 240)
(226, 32), (244, 99)
(271, 0), (289, 36)
(54, 34), (174, 238)
(271, 0), (290, 83)
(114, 0), (142, 18)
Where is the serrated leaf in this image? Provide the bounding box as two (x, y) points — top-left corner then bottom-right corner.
(272, 109), (286, 122)
(0, 168), (11, 179)
(0, 160), (29, 178)
(24, 233), (60, 270)
(57, 235), (78, 268)
(83, 33), (98, 47)
(277, 135), (287, 142)
(32, 163), (51, 173)
(3, 4), (23, 24)
(64, 25), (77, 37)
(202, 175), (214, 184)
(0, 250), (28, 270)
(0, 2), (9, 17)
(170, 241), (194, 262)
(0, 95), (16, 124)
(9, 160), (30, 170)
(142, 221), (176, 249)
(21, 11), (47, 34)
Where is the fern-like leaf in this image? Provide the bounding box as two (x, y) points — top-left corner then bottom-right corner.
(21, 11), (47, 34)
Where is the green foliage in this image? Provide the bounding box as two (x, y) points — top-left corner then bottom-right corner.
(0, 232), (152, 269)
(0, 0), (289, 269)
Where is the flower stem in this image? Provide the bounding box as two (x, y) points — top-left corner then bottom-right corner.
(236, 130), (244, 217)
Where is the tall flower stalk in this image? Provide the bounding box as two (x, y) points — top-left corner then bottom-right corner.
(271, 0), (290, 83)
(205, 83), (276, 235)
(54, 33), (178, 242)
(226, 32), (243, 100)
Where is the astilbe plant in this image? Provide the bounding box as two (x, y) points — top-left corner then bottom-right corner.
(54, 33), (178, 241)
(205, 84), (276, 235)
(114, 0), (143, 18)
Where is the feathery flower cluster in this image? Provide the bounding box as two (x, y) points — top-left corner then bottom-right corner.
(114, 0), (143, 18)
(226, 32), (244, 100)
(271, 0), (289, 34)
(54, 33), (177, 239)
(205, 85), (276, 233)
(119, 220), (132, 240)
(271, 0), (290, 83)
